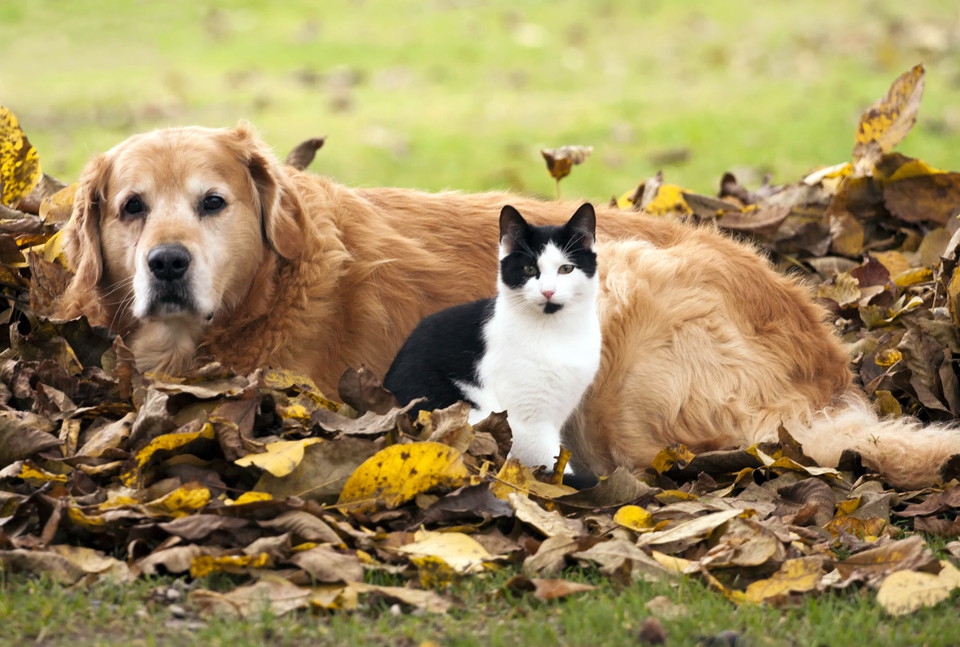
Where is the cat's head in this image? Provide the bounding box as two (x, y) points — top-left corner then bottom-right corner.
(498, 203), (598, 315)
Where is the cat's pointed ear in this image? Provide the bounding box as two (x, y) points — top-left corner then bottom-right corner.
(499, 205), (528, 253)
(566, 203), (597, 248)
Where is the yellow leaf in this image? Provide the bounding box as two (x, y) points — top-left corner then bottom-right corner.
(892, 267), (932, 288)
(0, 106), (41, 206)
(121, 424), (216, 486)
(336, 441), (471, 513)
(146, 484), (211, 518)
(190, 553), (271, 579)
(874, 349), (902, 368)
(873, 390), (902, 417)
(870, 250), (911, 277)
(67, 506), (108, 530)
(880, 157), (944, 182)
(653, 489), (699, 504)
(744, 557), (824, 603)
(615, 188), (638, 209)
(490, 458), (574, 500)
(876, 561), (960, 616)
(853, 64), (925, 175)
(550, 446), (572, 485)
(613, 504), (655, 532)
(649, 550), (693, 574)
(644, 184), (692, 217)
(228, 491), (274, 505)
(18, 462), (68, 484)
(650, 444), (695, 473)
(399, 529), (495, 574)
(235, 438), (323, 477)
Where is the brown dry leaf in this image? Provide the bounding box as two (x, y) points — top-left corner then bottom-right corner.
(876, 560), (960, 615)
(257, 510), (342, 544)
(527, 577), (597, 601)
(541, 145), (592, 181)
(509, 492), (584, 538)
(523, 534), (581, 576)
(289, 546), (364, 583)
(853, 64), (925, 176)
(0, 547), (130, 585)
(572, 538), (667, 580)
(336, 441), (472, 514)
(0, 414), (61, 466)
(637, 509), (743, 552)
(347, 582), (451, 614)
(882, 172), (960, 226)
(191, 576), (311, 618)
(284, 136), (326, 171)
(834, 535), (936, 583)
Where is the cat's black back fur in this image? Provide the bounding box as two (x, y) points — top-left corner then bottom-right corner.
(384, 298), (495, 413)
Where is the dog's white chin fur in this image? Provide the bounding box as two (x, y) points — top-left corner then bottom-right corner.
(130, 316), (206, 376)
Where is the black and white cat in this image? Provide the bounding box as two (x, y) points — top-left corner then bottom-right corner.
(384, 203), (601, 479)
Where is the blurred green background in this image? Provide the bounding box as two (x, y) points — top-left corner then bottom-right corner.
(1, 0), (958, 200)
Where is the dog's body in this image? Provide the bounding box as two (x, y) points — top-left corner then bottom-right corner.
(57, 125), (960, 488)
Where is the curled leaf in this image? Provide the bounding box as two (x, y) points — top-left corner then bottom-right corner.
(853, 64), (925, 176)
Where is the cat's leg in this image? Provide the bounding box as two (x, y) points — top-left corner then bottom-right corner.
(508, 419), (570, 474)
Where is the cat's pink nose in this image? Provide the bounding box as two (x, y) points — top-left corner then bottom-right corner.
(542, 290), (555, 300)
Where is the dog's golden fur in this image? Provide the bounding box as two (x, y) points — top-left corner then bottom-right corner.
(58, 124), (960, 488)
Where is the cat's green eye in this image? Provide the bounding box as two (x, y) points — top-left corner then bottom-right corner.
(523, 264), (538, 276)
(558, 264), (575, 274)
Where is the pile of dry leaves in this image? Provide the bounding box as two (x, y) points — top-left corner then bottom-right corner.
(0, 65), (958, 618)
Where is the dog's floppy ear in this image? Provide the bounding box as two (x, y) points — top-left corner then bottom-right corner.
(63, 153), (109, 292)
(230, 123), (307, 260)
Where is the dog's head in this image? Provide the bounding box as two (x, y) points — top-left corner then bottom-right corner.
(63, 124), (306, 329)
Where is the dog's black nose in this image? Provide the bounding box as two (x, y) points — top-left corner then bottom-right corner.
(147, 244), (191, 281)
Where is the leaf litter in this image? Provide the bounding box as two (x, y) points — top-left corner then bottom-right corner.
(1, 65), (960, 619)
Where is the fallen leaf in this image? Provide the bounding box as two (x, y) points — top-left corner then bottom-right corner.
(337, 441), (471, 513)
(398, 529), (497, 574)
(234, 438), (323, 477)
(0, 106), (41, 206)
(876, 560), (960, 615)
(853, 64), (925, 175)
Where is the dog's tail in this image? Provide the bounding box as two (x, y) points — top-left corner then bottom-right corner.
(788, 393), (960, 489)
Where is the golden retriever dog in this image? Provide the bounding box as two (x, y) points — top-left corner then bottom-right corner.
(56, 124), (960, 489)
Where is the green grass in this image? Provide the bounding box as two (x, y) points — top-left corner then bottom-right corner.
(3, 568), (959, 647)
(1, 0), (959, 199)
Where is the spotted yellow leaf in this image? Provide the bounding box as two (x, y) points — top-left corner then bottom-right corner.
(853, 64), (924, 175)
(0, 106), (41, 206)
(336, 441), (471, 513)
(744, 557), (824, 603)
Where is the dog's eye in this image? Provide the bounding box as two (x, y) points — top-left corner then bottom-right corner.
(122, 196), (146, 218)
(200, 194), (226, 215)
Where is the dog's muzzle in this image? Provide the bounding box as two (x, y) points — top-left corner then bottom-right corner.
(145, 243), (196, 315)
